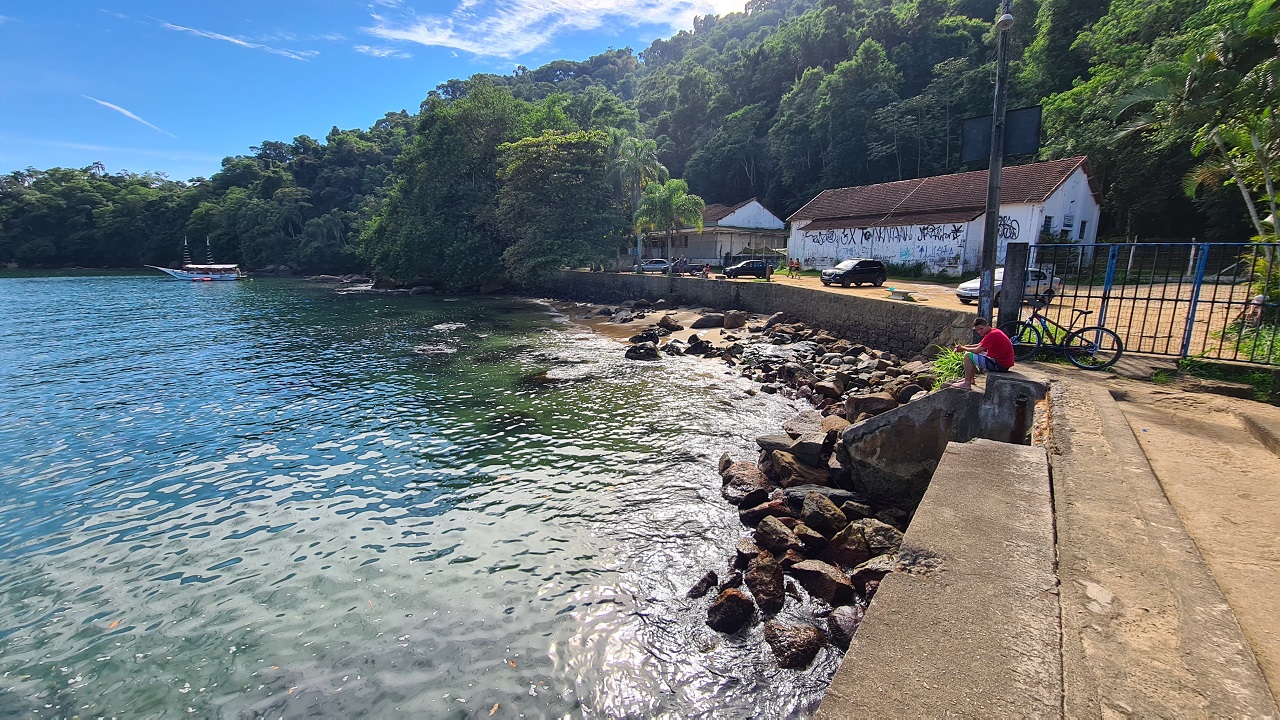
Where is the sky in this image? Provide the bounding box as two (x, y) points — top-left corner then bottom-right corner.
(0, 0), (743, 181)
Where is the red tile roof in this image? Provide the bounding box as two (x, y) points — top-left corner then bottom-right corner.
(788, 157), (1091, 226)
(703, 197), (756, 224)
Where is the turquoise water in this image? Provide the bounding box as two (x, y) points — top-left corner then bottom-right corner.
(0, 274), (837, 718)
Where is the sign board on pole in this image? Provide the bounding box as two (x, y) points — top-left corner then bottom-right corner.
(961, 106), (1042, 163)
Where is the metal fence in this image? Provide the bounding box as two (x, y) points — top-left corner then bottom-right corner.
(1021, 242), (1280, 366)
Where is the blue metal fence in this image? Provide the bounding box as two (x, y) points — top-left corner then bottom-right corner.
(1022, 242), (1279, 366)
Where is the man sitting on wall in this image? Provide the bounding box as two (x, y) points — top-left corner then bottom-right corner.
(948, 317), (1014, 390)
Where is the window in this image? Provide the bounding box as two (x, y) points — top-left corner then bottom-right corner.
(1078, 220), (1088, 241)
(1042, 216), (1054, 234)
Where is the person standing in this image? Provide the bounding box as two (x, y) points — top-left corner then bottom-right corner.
(948, 317), (1014, 390)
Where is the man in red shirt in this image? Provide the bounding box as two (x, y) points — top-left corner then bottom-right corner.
(949, 317), (1014, 390)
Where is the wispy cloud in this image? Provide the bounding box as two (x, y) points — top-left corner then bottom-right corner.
(98, 9), (129, 20)
(82, 96), (177, 138)
(155, 19), (319, 61)
(0, 134), (221, 163)
(354, 44), (412, 59)
(363, 0), (745, 59)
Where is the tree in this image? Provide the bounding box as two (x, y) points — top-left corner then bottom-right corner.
(636, 179), (706, 282)
(608, 134), (669, 272)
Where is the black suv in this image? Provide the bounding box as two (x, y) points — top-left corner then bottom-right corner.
(724, 259), (770, 278)
(821, 258), (887, 287)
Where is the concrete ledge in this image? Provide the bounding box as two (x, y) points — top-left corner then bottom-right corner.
(817, 439), (1060, 718)
(1238, 407), (1280, 458)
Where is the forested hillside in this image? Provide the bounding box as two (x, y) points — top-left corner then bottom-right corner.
(0, 0), (1269, 287)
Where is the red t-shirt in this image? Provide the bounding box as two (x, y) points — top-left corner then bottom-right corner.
(979, 328), (1015, 370)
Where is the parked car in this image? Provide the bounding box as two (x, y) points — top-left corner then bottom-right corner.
(955, 267), (1063, 304)
(724, 259), (770, 278)
(821, 258), (887, 287)
(634, 259), (671, 273)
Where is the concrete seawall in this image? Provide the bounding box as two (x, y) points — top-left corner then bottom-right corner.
(537, 271), (972, 358)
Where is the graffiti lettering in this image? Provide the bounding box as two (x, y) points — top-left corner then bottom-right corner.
(997, 216), (1020, 241)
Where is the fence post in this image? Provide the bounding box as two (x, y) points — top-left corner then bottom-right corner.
(998, 242), (1030, 327)
(1098, 244), (1119, 329)
(1180, 243), (1211, 358)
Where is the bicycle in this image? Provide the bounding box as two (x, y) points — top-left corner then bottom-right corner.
(998, 299), (1125, 370)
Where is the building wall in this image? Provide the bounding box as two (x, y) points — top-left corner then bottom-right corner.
(1038, 168), (1100, 243)
(721, 201), (785, 230)
(537, 270), (973, 357)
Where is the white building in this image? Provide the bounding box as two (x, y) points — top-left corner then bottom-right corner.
(787, 156), (1100, 275)
(641, 197), (787, 266)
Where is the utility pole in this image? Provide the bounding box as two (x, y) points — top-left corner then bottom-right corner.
(979, 0), (1015, 323)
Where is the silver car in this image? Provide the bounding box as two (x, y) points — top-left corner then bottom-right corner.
(956, 267), (1062, 304)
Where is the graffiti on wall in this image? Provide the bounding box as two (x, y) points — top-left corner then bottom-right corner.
(801, 222), (966, 272)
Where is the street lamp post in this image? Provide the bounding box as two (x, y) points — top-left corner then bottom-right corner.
(978, 1), (1015, 323)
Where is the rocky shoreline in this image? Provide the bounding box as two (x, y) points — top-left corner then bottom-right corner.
(561, 298), (941, 671)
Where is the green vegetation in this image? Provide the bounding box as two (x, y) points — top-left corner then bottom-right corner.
(1177, 354), (1278, 400)
(2, 0), (1274, 288)
(931, 346), (966, 384)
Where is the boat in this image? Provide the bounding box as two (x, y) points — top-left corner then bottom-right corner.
(147, 237), (245, 281)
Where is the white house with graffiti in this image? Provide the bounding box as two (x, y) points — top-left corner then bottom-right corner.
(787, 156), (1099, 276)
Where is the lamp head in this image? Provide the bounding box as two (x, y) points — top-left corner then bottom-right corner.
(995, 12), (1015, 31)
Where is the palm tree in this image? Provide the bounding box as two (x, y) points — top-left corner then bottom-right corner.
(608, 133), (668, 272)
(636, 179), (705, 287)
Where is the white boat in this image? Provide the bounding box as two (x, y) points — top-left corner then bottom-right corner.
(147, 264), (245, 281)
(148, 236), (245, 281)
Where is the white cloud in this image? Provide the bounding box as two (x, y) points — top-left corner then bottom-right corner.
(363, 0), (746, 59)
(155, 19), (318, 61)
(354, 45), (413, 59)
(82, 96), (177, 138)
(98, 9), (129, 19)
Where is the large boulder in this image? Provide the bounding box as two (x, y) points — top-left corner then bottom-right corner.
(734, 537), (762, 569)
(755, 515), (803, 554)
(813, 378), (844, 399)
(723, 310), (747, 329)
(826, 605), (866, 650)
(755, 434), (795, 454)
(783, 485), (860, 508)
(625, 342), (660, 361)
(739, 499), (792, 527)
(840, 501), (877, 522)
(852, 518), (905, 555)
(764, 621), (826, 669)
(789, 559), (855, 604)
(627, 329), (660, 344)
(763, 311), (786, 329)
(788, 433), (828, 467)
(821, 415), (852, 435)
(793, 523), (829, 554)
(844, 392), (899, 419)
(657, 314), (683, 331)
(707, 589), (755, 633)
(850, 553), (901, 592)
(801, 491), (849, 537)
(721, 461), (772, 505)
(686, 570), (719, 599)
(818, 523), (873, 569)
(691, 313), (725, 329)
(745, 551), (786, 615)
(782, 410), (825, 439)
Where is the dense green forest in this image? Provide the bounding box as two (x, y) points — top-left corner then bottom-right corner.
(0, 0), (1274, 288)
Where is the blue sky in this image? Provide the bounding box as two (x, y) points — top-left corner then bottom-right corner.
(0, 0), (742, 181)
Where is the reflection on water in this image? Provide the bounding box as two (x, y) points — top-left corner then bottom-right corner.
(0, 275), (837, 718)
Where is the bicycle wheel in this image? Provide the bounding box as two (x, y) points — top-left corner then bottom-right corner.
(1063, 326), (1124, 370)
(998, 321), (1043, 361)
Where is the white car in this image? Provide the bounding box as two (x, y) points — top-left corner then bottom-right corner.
(956, 267), (1062, 304)
(634, 259), (671, 273)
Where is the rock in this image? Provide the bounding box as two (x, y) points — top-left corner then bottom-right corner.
(769, 451), (831, 488)
(852, 518), (905, 555)
(718, 571), (744, 592)
(624, 342), (660, 361)
(755, 516), (802, 554)
(844, 392), (899, 418)
(840, 501), (876, 522)
(738, 487), (772, 510)
(827, 452), (852, 488)
(763, 311), (786, 329)
(723, 310), (747, 329)
(875, 508), (910, 531)
(657, 314), (683, 331)
(802, 491), (849, 537)
(827, 605), (866, 650)
(661, 340), (685, 356)
(777, 516), (802, 530)
(306, 274), (343, 283)
(721, 462), (772, 505)
(595, 306), (614, 316)
(821, 415), (851, 435)
(813, 379), (844, 399)
(789, 559), (855, 604)
(745, 551), (786, 615)
(779, 549), (806, 568)
(739, 499), (792, 527)
(687, 570), (719, 599)
(691, 313), (725, 329)
(477, 282), (503, 293)
(782, 410), (825, 439)
(734, 537), (762, 569)
(755, 434), (795, 454)
(610, 310), (635, 323)
(783, 485), (859, 508)
(409, 285), (435, 295)
(764, 621), (826, 668)
(788, 433), (827, 467)
(627, 329), (660, 344)
(718, 452), (733, 474)
(864, 579), (881, 599)
(707, 589), (755, 633)
(794, 523), (829, 553)
(632, 298), (652, 308)
(819, 523), (873, 570)
(850, 554), (901, 591)
(895, 384), (926, 403)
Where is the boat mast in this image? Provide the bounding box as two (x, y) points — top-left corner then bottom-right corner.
(206, 236), (214, 264)
(182, 236), (192, 265)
